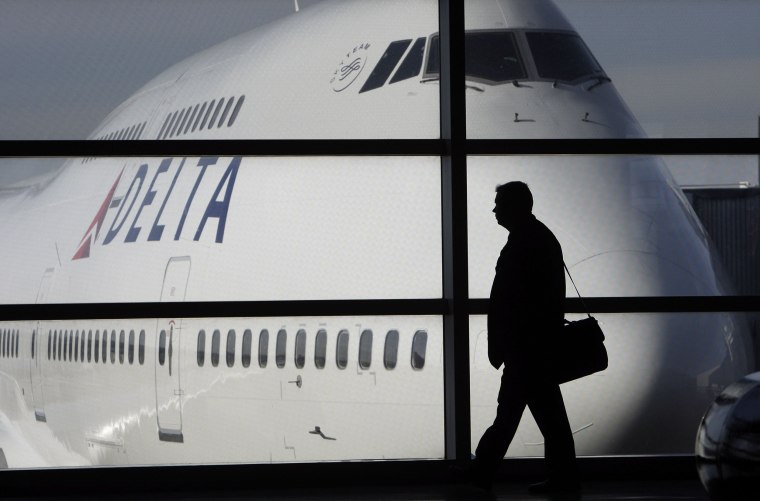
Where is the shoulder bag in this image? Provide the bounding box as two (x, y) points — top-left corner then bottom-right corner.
(554, 263), (608, 384)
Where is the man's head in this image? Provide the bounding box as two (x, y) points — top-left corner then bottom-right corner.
(494, 181), (533, 231)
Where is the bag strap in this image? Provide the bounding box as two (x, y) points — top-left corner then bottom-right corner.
(564, 261), (592, 319)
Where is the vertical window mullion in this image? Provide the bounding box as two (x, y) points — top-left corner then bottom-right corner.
(439, 0), (470, 463)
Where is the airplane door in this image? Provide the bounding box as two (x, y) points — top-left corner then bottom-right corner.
(154, 256), (190, 443)
(30, 269), (54, 422)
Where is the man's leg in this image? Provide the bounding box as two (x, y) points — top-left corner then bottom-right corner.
(527, 381), (578, 483)
(473, 367), (528, 484)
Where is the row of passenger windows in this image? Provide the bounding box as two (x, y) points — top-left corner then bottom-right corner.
(1, 329), (20, 359)
(94, 121), (148, 142)
(157, 94), (246, 139)
(82, 121), (149, 163)
(195, 328), (428, 371)
(45, 329), (146, 366)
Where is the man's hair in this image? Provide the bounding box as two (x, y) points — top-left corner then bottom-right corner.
(495, 181), (533, 213)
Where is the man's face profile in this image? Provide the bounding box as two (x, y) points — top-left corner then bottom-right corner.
(493, 193), (517, 231)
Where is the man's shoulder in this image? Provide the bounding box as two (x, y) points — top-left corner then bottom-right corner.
(529, 218), (561, 245)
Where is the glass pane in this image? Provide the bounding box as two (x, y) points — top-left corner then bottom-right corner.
(258, 329), (269, 368)
(226, 329), (236, 368)
(197, 330), (206, 367)
(469, 311), (754, 456)
(0, 157), (440, 303)
(241, 329), (252, 368)
(211, 329), (220, 367)
(276, 329), (287, 369)
(3, 1), (439, 140)
(411, 330), (428, 370)
(465, 0), (760, 138)
(5, 315), (445, 467)
(468, 155), (758, 298)
(128, 330), (135, 364)
(384, 330), (399, 370)
(336, 329), (349, 370)
(294, 329), (306, 369)
(314, 329), (327, 369)
(358, 329), (373, 370)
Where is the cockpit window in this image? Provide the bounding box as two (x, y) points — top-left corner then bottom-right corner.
(465, 31), (526, 83)
(526, 32), (603, 83)
(425, 31), (527, 83)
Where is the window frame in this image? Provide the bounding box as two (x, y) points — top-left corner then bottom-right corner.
(0, 0), (756, 471)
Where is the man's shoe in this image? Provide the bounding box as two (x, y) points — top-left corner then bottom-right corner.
(528, 478), (581, 495)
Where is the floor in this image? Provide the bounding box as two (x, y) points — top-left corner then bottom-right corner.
(4, 480), (710, 500)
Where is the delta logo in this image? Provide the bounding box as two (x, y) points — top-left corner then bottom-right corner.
(73, 156), (240, 260)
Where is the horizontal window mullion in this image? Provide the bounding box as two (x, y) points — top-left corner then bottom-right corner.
(0, 299), (447, 321)
(0, 139), (444, 158)
(467, 138), (760, 156)
(469, 296), (760, 314)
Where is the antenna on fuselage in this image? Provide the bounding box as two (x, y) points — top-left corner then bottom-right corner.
(294, 0), (300, 12)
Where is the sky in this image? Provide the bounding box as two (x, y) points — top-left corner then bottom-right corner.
(0, 0), (758, 185)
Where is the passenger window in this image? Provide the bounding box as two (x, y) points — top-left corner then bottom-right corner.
(128, 330), (135, 365)
(110, 330), (116, 364)
(87, 330), (92, 362)
(359, 329), (373, 370)
(208, 98), (225, 129)
(184, 104), (199, 135)
(411, 330), (428, 370)
(211, 329), (220, 367)
(58, 330), (62, 360)
(217, 97), (234, 128)
(161, 111), (177, 139)
(200, 100), (214, 130)
(47, 330), (51, 360)
(119, 330), (125, 364)
(80, 330), (85, 361)
(192, 102), (207, 132)
(178, 107), (191, 135)
(295, 329), (306, 369)
(94, 330), (100, 363)
(74, 330), (79, 362)
(314, 329), (327, 369)
(197, 329), (206, 367)
(69, 330), (74, 361)
(242, 329), (252, 368)
(384, 330), (399, 369)
(228, 95), (245, 126)
(276, 329), (286, 368)
(139, 330), (146, 365)
(32, 330), (36, 359)
(102, 329), (108, 363)
(63, 330), (68, 361)
(158, 330), (166, 365)
(169, 108), (186, 138)
(336, 329), (349, 369)
(226, 329), (236, 368)
(258, 329), (269, 368)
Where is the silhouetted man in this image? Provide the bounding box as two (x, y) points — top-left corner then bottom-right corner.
(473, 181), (579, 494)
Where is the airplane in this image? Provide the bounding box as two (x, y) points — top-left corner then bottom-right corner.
(0, 0), (752, 468)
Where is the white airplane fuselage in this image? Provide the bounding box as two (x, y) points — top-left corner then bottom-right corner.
(0, 0), (751, 468)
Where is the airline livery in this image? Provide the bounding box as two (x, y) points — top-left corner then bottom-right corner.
(0, 0), (751, 468)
